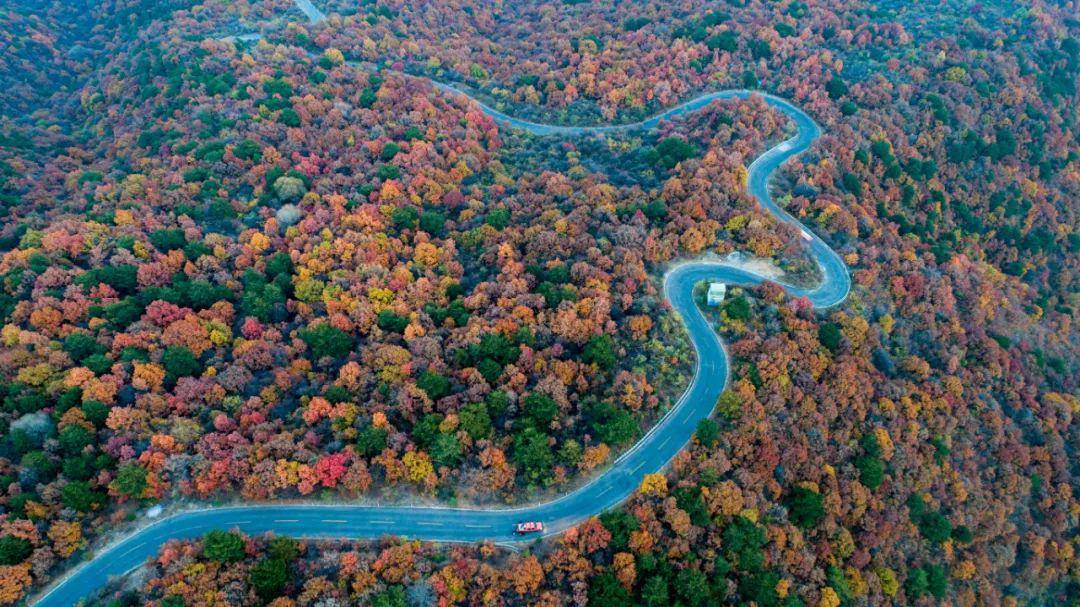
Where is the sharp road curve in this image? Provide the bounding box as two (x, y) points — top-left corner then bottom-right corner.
(32, 2), (849, 605)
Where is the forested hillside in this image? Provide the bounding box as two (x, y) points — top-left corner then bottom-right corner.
(0, 0), (1075, 605)
(0, 0), (203, 120)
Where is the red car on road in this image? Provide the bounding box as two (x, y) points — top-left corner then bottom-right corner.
(514, 521), (544, 535)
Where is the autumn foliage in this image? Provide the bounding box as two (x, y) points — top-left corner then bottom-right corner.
(0, 0), (1075, 605)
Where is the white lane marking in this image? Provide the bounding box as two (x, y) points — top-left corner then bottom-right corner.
(118, 542), (146, 558)
(273, 519), (299, 523)
(464, 524), (491, 529)
(417, 521), (443, 527)
(232, 520), (252, 524)
(597, 485), (612, 496)
(658, 436), (671, 449)
(370, 520), (392, 525)
(632, 460), (647, 473)
(322, 519), (347, 523)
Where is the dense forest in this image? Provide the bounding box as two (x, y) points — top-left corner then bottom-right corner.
(0, 0), (1076, 605)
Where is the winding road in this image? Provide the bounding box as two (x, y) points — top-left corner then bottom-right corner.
(31, 2), (849, 605)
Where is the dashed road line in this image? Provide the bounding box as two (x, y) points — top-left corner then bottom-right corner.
(117, 542), (146, 559)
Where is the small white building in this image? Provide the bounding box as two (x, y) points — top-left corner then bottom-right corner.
(706, 282), (726, 306)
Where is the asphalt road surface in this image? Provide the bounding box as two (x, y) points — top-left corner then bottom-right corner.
(30, 2), (849, 605)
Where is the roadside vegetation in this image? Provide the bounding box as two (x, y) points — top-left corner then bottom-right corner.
(0, 0), (1074, 605)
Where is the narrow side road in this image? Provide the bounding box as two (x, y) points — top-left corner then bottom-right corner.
(30, 3), (849, 605)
